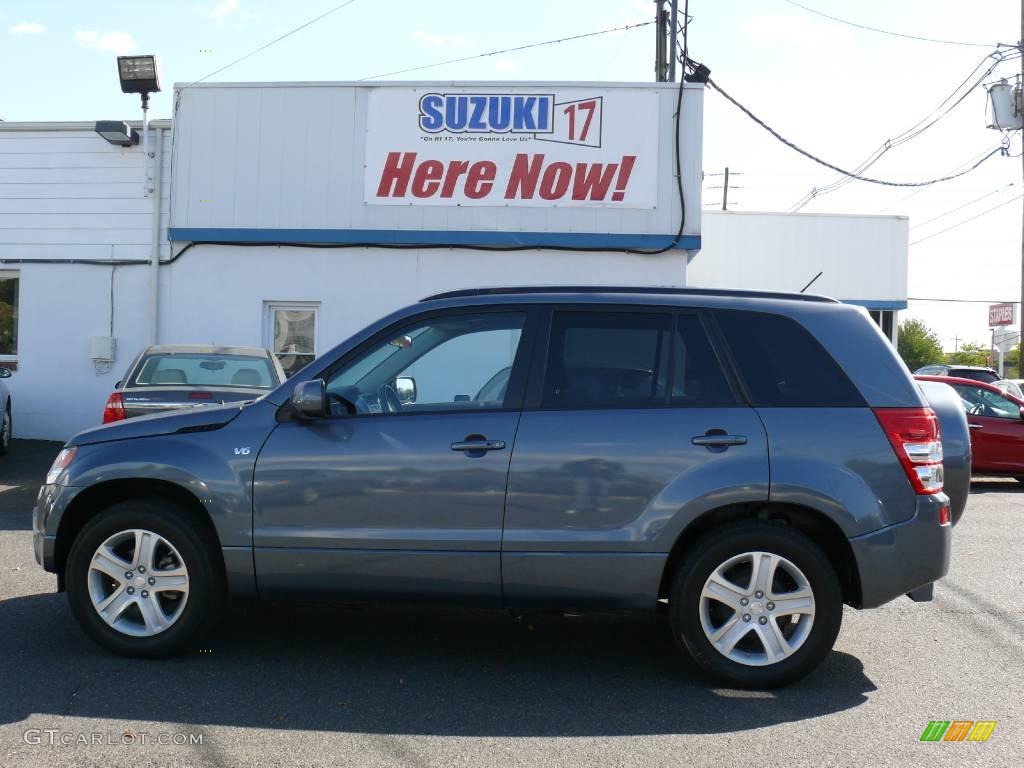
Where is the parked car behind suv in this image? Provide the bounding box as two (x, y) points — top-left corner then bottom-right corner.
(102, 345), (286, 423)
(34, 288), (964, 688)
(917, 374), (1024, 480)
(913, 364), (1000, 383)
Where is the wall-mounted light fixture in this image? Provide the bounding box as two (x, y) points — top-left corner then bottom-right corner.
(94, 120), (139, 147)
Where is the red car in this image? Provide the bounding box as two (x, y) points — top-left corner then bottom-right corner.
(916, 375), (1024, 479)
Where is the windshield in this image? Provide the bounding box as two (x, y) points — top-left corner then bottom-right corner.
(130, 353), (279, 389)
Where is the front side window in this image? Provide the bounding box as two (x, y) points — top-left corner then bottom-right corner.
(542, 311), (671, 408)
(0, 272), (18, 357)
(953, 384), (1021, 419)
(266, 303), (318, 378)
(326, 312), (525, 416)
(131, 354), (278, 389)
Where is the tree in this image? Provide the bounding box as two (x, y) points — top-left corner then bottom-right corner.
(947, 341), (989, 367)
(897, 318), (943, 372)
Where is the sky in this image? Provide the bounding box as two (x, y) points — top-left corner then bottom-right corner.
(0, 0), (1020, 351)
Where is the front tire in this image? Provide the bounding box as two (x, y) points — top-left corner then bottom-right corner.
(669, 523), (843, 688)
(65, 499), (224, 657)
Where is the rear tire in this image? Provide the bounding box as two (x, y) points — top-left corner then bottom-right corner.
(65, 498), (224, 657)
(669, 522), (843, 688)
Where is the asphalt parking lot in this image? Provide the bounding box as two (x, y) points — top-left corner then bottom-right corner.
(0, 439), (1021, 768)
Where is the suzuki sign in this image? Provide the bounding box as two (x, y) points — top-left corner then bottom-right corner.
(365, 87), (658, 208)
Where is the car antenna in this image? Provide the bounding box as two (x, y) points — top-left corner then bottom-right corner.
(800, 271), (823, 294)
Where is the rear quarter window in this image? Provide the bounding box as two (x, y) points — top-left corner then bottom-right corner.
(714, 310), (865, 407)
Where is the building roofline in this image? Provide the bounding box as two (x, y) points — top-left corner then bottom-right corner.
(703, 209), (910, 222)
(172, 79), (701, 91)
(0, 119), (172, 132)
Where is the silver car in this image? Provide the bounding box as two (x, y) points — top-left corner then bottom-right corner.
(0, 367), (11, 454)
(102, 345), (287, 423)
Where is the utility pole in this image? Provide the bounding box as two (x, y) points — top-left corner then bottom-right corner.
(655, 0), (667, 82)
(1020, 0), (1023, 354)
(655, 1), (679, 82)
(722, 167), (730, 210)
(668, 0), (679, 82)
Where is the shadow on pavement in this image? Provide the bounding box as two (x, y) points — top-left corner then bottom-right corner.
(0, 440), (62, 531)
(0, 592), (875, 736)
(969, 477), (1024, 495)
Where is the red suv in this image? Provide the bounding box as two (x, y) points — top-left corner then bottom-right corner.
(916, 375), (1024, 479)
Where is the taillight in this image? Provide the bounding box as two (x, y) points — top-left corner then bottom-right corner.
(874, 407), (943, 494)
(102, 392), (126, 423)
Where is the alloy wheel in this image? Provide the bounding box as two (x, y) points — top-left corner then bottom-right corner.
(87, 529), (189, 637)
(699, 551), (815, 667)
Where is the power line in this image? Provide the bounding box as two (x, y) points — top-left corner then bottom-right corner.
(874, 141), (1010, 214)
(909, 297), (1020, 303)
(789, 49), (1019, 210)
(910, 183), (1015, 230)
(909, 193), (1024, 245)
(702, 70), (1008, 188)
(780, 0), (1001, 48)
(360, 21), (655, 81)
(183, 0), (361, 87)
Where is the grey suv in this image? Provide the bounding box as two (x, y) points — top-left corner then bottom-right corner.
(33, 287), (966, 688)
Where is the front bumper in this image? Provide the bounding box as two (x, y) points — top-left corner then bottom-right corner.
(32, 483), (80, 574)
(849, 493), (951, 609)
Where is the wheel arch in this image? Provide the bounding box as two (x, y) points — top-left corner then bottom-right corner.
(54, 479), (224, 591)
(658, 502), (862, 608)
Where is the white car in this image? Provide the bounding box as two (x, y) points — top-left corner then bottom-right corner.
(0, 367), (11, 455)
(993, 378), (1024, 400)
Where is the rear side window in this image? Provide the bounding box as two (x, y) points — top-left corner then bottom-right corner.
(541, 311), (736, 408)
(672, 314), (736, 405)
(543, 311), (670, 407)
(714, 310), (864, 407)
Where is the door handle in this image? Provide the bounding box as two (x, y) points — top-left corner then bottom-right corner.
(968, 424), (984, 430)
(451, 439), (506, 452)
(691, 434), (748, 447)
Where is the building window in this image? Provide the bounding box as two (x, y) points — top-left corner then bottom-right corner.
(264, 302), (318, 378)
(0, 271), (18, 360)
(868, 309), (896, 343)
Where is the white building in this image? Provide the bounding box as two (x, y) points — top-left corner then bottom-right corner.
(0, 80), (907, 442)
(692, 210), (908, 342)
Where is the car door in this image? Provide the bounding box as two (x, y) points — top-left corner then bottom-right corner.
(502, 307), (770, 609)
(253, 307), (537, 602)
(952, 383), (1024, 473)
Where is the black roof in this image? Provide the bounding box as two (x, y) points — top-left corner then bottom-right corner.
(420, 286), (838, 303)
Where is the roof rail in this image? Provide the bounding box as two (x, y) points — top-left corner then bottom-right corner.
(420, 286), (838, 303)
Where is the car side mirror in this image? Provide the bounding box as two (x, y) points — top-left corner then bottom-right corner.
(291, 379), (327, 418)
(1019, 405), (1024, 420)
(0, 368), (10, 379)
(395, 376), (417, 405)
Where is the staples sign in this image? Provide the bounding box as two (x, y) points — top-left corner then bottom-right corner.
(989, 303), (1015, 327)
(364, 88), (658, 208)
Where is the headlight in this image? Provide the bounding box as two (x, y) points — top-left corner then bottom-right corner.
(45, 447), (77, 485)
